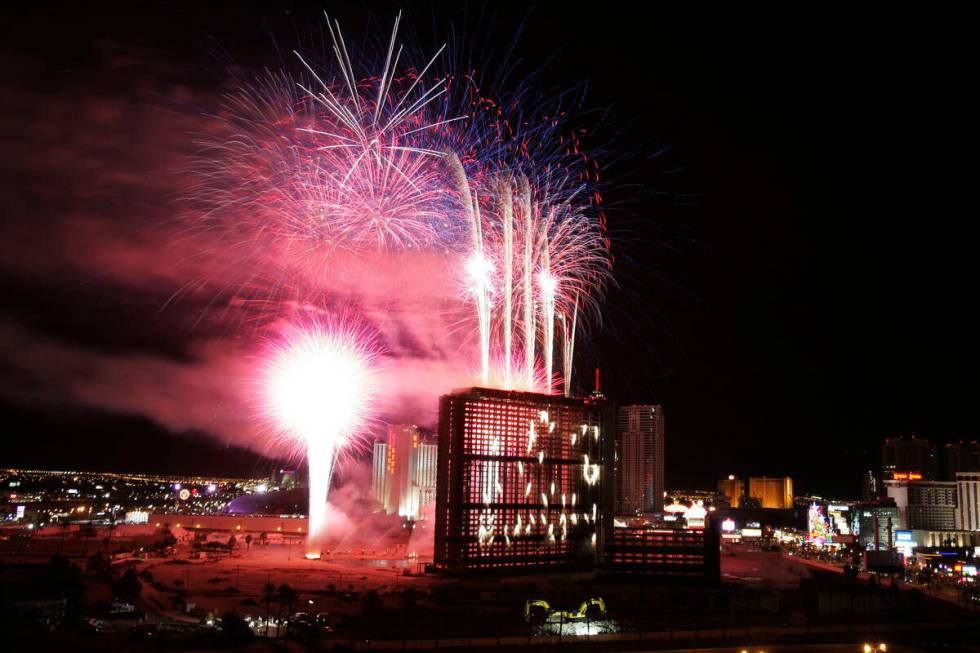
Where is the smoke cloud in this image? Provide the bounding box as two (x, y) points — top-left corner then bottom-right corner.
(0, 43), (485, 460)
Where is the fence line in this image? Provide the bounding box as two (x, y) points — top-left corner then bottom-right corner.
(328, 620), (965, 651)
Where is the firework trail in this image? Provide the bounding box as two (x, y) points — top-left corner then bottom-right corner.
(499, 173), (514, 388)
(445, 151), (493, 386)
(262, 318), (382, 556)
(519, 174), (537, 390)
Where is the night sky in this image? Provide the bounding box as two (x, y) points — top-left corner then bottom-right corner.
(1, 3), (974, 497)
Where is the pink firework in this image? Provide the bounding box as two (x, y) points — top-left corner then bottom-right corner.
(262, 317), (382, 557)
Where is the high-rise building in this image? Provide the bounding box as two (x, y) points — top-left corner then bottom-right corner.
(955, 472), (980, 531)
(747, 476), (794, 509)
(371, 441), (389, 507)
(944, 441), (980, 481)
(884, 478), (956, 531)
(717, 475), (745, 508)
(855, 501), (902, 551)
(882, 435), (937, 481)
(615, 404), (665, 515)
(433, 387), (613, 573)
(414, 437), (438, 512)
(861, 469), (880, 501)
(369, 425), (438, 520)
(387, 424), (416, 517)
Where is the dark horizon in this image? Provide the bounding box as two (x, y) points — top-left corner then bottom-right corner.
(1, 3), (975, 498)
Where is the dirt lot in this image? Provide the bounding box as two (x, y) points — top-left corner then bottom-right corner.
(134, 539), (431, 620)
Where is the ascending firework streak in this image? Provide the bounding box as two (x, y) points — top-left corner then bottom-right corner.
(561, 296), (579, 397)
(447, 152), (492, 386)
(263, 320), (381, 558)
(499, 173), (514, 389)
(538, 227), (556, 392)
(519, 174), (537, 391)
(461, 172), (606, 395)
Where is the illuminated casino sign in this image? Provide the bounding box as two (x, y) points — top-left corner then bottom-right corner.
(892, 472), (923, 480)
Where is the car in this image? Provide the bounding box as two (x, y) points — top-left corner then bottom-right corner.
(290, 612), (313, 626)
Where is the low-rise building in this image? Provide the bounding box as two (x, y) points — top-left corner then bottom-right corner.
(603, 525), (720, 581)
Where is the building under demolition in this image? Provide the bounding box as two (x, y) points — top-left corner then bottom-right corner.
(433, 387), (614, 572)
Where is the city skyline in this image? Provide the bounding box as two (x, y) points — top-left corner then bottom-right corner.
(2, 5), (978, 650)
(1, 3), (976, 499)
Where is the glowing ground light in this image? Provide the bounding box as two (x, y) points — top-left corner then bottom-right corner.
(264, 320), (381, 558)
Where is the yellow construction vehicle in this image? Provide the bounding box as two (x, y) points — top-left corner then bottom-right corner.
(524, 597), (606, 625)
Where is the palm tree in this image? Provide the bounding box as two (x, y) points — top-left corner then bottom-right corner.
(105, 516), (118, 552)
(281, 584), (298, 616)
(278, 583), (298, 646)
(262, 581), (276, 637)
(58, 518), (71, 555)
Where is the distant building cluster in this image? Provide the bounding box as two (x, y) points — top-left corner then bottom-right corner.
(16, 388), (980, 586)
(863, 435), (980, 539)
(0, 468), (268, 529)
(815, 435), (980, 562)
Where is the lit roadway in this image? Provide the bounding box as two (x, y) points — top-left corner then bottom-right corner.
(786, 552), (978, 611)
(614, 647), (918, 653)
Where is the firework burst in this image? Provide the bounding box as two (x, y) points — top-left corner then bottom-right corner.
(262, 316), (383, 556)
(189, 11), (464, 262)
